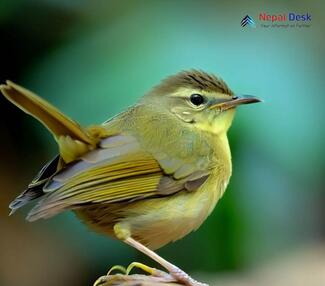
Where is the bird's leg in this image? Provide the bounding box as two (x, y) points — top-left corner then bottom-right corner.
(124, 237), (208, 286)
(113, 223), (208, 285)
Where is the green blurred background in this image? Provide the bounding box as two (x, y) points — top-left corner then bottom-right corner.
(0, 1), (324, 285)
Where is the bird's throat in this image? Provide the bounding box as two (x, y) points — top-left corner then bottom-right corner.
(195, 109), (235, 135)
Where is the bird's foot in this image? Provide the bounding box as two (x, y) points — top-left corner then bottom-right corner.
(93, 262), (208, 285)
(93, 275), (107, 286)
(168, 264), (209, 286)
(93, 265), (127, 286)
(123, 237), (209, 286)
(93, 262), (175, 285)
(125, 261), (174, 280)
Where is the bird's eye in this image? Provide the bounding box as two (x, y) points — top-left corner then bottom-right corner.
(190, 94), (205, 106)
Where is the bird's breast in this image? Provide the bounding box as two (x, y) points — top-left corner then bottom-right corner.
(120, 173), (229, 250)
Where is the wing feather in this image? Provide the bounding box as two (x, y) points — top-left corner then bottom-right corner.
(26, 134), (209, 221)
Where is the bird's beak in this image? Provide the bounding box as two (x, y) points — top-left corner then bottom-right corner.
(209, 95), (262, 111)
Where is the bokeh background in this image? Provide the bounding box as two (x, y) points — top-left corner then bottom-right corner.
(0, 1), (324, 285)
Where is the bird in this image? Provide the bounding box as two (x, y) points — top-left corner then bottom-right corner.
(0, 70), (261, 286)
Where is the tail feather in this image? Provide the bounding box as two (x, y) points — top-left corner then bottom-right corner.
(0, 81), (98, 163)
(0, 80), (108, 218)
(0, 81), (94, 144)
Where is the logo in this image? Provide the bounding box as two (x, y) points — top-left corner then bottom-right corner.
(241, 12), (312, 29)
(259, 12), (311, 22)
(241, 15), (256, 27)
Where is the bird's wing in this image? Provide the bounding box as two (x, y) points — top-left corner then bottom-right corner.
(27, 133), (209, 221)
(0, 81), (101, 163)
(9, 155), (61, 213)
(1, 81), (115, 214)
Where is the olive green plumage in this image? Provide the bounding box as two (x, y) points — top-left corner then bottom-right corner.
(0, 70), (260, 284)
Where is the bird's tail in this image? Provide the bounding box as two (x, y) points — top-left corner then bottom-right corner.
(0, 81), (98, 163)
(0, 81), (104, 215)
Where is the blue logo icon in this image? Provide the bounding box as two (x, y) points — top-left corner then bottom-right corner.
(241, 15), (256, 27)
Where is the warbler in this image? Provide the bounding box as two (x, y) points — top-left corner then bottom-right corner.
(0, 70), (260, 286)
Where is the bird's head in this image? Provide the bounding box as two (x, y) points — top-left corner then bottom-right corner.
(142, 70), (261, 135)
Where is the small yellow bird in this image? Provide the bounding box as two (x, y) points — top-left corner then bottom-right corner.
(0, 70), (260, 286)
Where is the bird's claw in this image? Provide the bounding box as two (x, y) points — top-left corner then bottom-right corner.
(126, 261), (172, 279)
(93, 275), (108, 286)
(93, 262), (209, 286)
